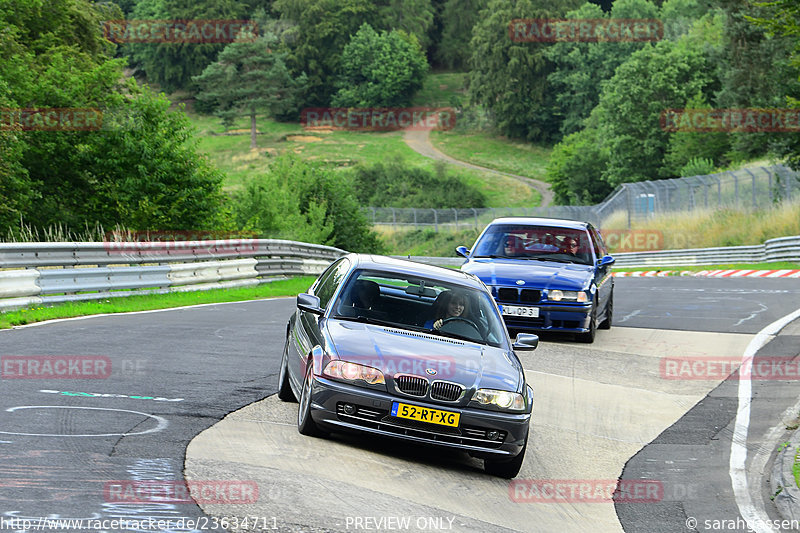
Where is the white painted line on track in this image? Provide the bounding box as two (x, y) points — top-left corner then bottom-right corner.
(730, 306), (800, 533)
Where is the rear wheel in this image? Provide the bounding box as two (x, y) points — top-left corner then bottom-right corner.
(277, 337), (296, 402)
(297, 361), (326, 437)
(484, 435), (527, 478)
(598, 293), (613, 330)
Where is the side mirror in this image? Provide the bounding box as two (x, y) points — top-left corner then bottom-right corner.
(597, 255), (615, 267)
(455, 245), (470, 259)
(297, 293), (324, 315)
(512, 333), (539, 351)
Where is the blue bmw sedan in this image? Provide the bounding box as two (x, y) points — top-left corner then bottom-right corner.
(279, 254), (538, 477)
(457, 217), (615, 343)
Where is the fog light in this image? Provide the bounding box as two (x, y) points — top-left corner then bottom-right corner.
(343, 404), (356, 415)
(486, 430), (500, 440)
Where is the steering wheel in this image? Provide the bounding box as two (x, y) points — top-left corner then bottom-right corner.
(440, 317), (482, 336)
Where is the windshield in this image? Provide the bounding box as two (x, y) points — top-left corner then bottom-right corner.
(331, 269), (507, 348)
(472, 223), (594, 265)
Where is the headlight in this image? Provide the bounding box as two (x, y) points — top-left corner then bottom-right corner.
(548, 290), (588, 302)
(323, 361), (385, 385)
(472, 389), (526, 411)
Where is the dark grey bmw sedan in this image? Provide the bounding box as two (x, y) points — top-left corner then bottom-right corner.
(278, 254), (538, 478)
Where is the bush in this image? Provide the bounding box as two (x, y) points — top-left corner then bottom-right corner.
(232, 155), (384, 253)
(350, 158), (486, 208)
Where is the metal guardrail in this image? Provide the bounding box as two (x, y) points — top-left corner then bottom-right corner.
(612, 235), (800, 267)
(0, 239), (345, 312)
(395, 235), (800, 269)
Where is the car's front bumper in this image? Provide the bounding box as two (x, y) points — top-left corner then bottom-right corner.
(308, 376), (531, 459)
(501, 302), (592, 333)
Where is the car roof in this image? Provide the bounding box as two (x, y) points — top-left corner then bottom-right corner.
(487, 217), (591, 231)
(345, 254), (483, 288)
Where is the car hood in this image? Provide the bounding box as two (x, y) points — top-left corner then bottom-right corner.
(325, 319), (523, 392)
(462, 259), (593, 290)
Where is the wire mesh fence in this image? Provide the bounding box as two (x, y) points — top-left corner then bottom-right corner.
(367, 165), (800, 231)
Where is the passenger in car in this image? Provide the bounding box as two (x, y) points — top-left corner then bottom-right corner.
(562, 237), (580, 257)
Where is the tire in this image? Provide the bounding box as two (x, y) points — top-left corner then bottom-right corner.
(577, 302), (597, 343)
(297, 360), (326, 437)
(484, 435), (527, 478)
(277, 337), (296, 402)
(598, 292), (613, 330)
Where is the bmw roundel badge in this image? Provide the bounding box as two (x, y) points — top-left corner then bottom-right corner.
(425, 368), (437, 376)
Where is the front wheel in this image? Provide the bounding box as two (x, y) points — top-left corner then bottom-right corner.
(277, 337), (296, 402)
(577, 303), (597, 343)
(598, 293), (613, 330)
(297, 361), (326, 437)
(484, 435), (527, 478)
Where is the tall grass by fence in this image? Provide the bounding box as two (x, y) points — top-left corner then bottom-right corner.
(367, 165), (800, 231)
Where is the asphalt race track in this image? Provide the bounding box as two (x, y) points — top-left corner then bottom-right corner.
(1, 277), (799, 533)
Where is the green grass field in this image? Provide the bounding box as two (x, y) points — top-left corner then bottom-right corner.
(0, 277), (315, 329)
(430, 130), (552, 182)
(189, 71), (546, 207)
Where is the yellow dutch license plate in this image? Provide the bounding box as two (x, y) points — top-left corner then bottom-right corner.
(391, 402), (460, 427)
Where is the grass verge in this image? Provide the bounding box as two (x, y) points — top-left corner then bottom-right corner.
(601, 201), (800, 251)
(430, 130), (552, 181)
(0, 277), (315, 329)
(794, 446), (800, 490)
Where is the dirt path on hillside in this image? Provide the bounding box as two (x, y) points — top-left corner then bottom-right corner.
(403, 123), (554, 207)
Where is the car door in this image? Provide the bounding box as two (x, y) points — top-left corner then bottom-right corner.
(290, 257), (350, 387)
(588, 224), (613, 312)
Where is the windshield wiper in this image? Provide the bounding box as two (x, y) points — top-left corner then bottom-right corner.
(332, 315), (398, 328)
(525, 256), (571, 263)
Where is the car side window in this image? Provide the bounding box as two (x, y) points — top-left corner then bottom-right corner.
(588, 225), (608, 257)
(311, 258), (350, 309)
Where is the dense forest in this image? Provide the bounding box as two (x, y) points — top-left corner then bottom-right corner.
(1, 0), (798, 250)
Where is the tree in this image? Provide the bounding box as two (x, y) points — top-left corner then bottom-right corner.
(595, 40), (711, 185)
(545, 0), (661, 137)
(332, 24), (428, 107)
(748, 0), (800, 170)
(234, 155), (384, 252)
(467, 0), (582, 142)
(378, 0), (436, 51)
(0, 0), (228, 232)
(437, 0), (487, 68)
(720, 0), (800, 166)
(124, 0), (256, 93)
(664, 92), (730, 174)
(194, 30), (306, 148)
(545, 115), (613, 205)
(274, 0), (379, 107)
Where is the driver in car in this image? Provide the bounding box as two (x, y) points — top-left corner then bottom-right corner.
(424, 290), (468, 330)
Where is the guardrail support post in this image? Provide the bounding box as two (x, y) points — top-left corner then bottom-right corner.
(413, 208), (417, 229)
(432, 209), (438, 232)
(472, 208), (478, 229)
(453, 208), (458, 231)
